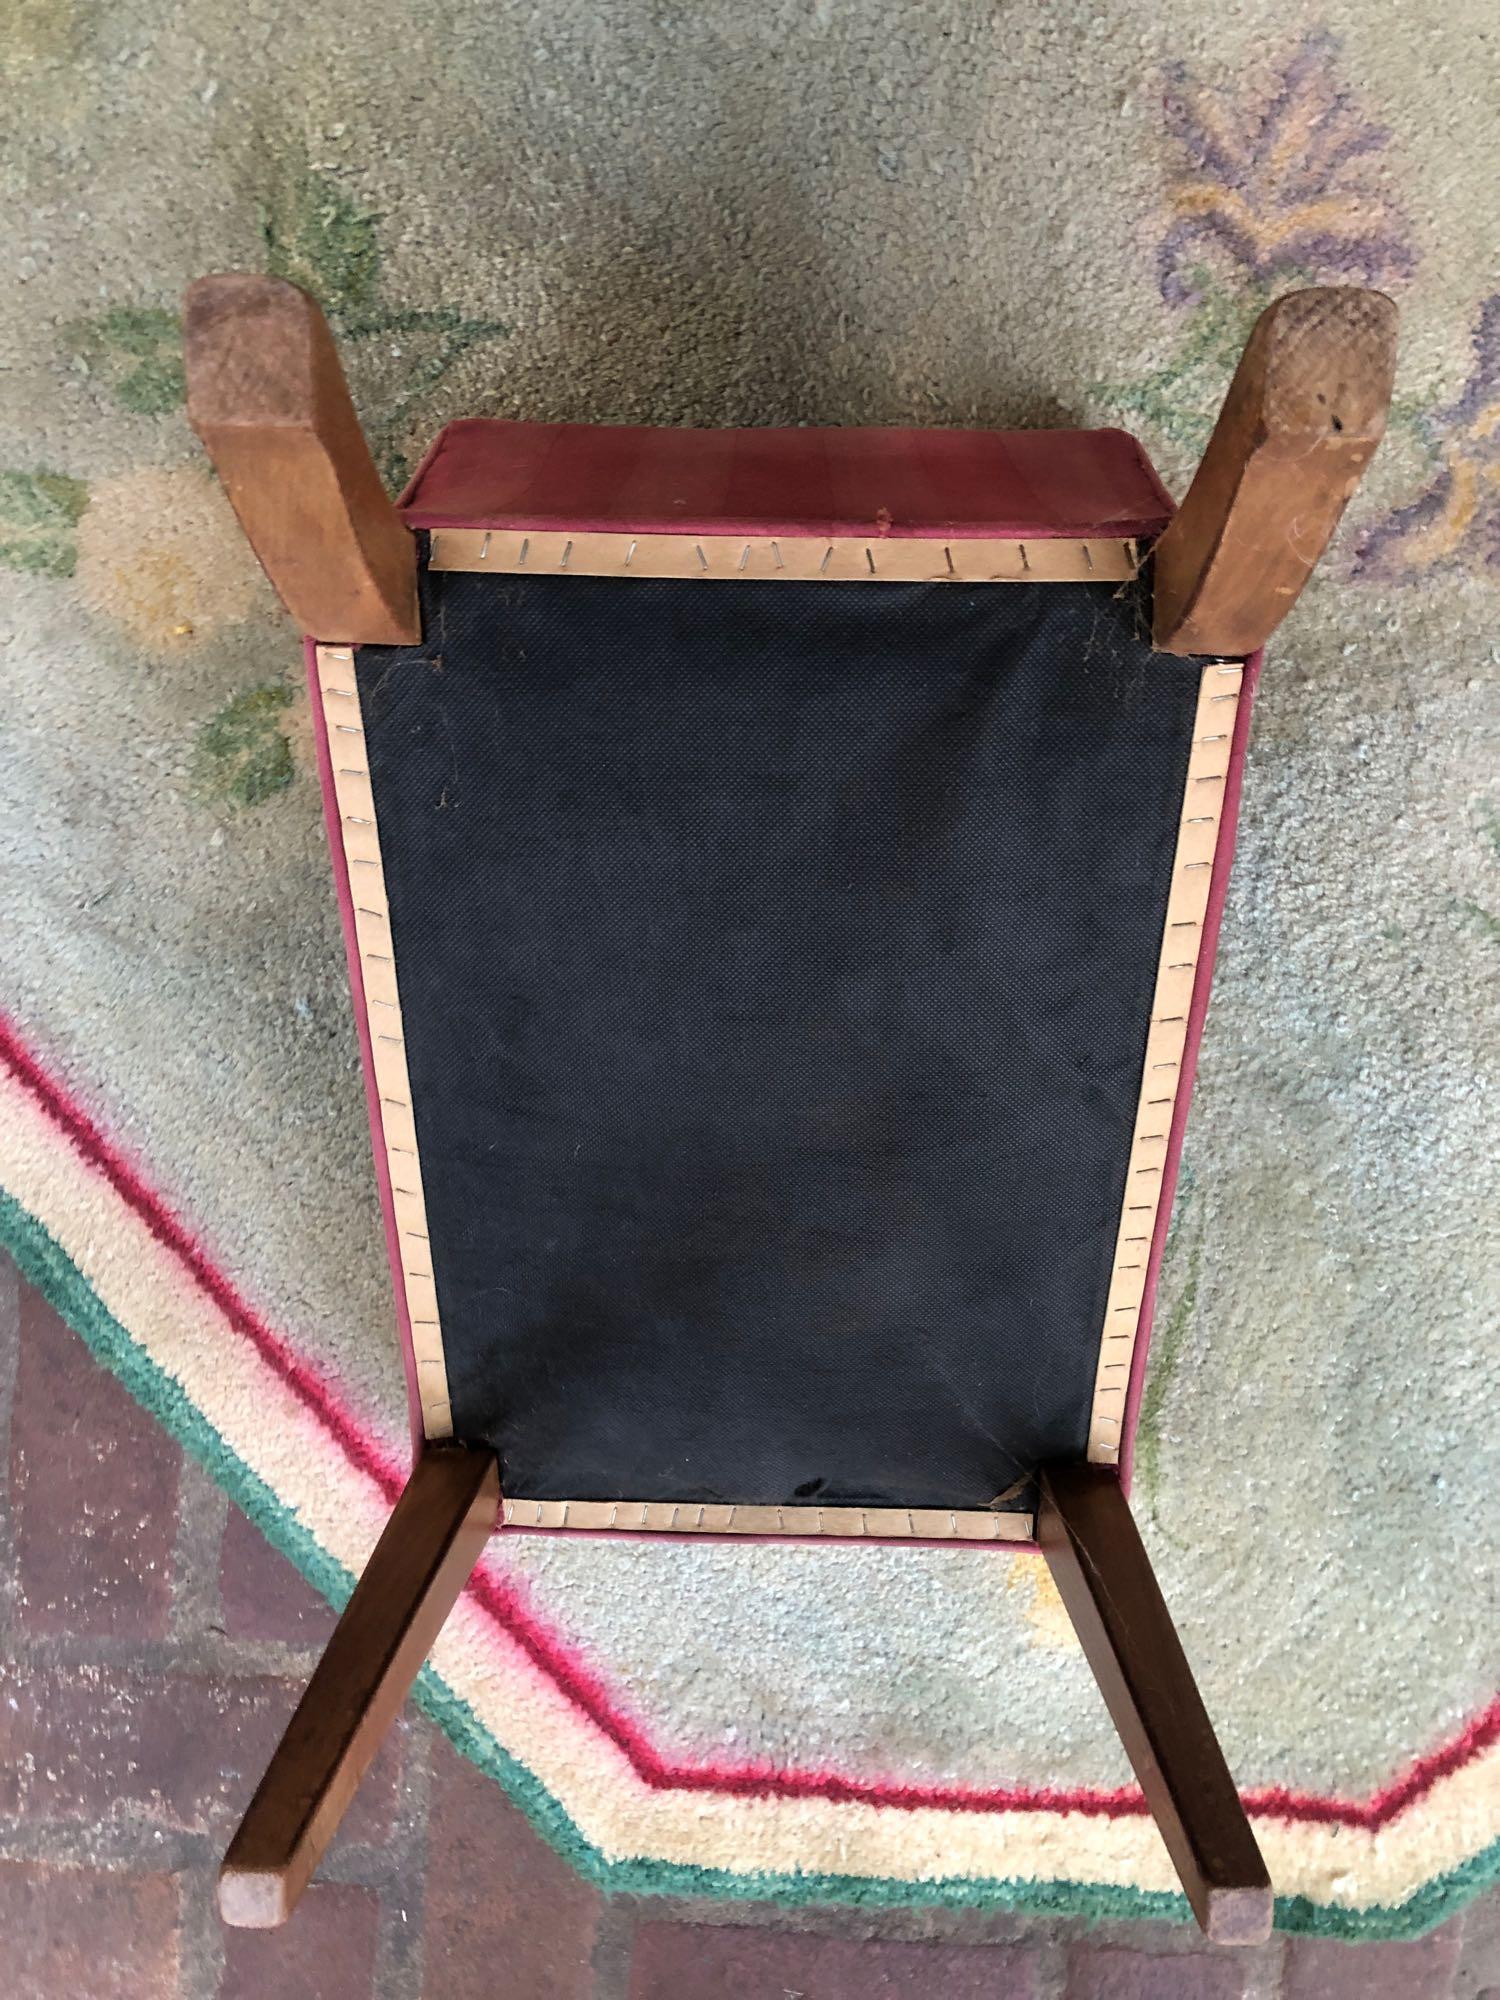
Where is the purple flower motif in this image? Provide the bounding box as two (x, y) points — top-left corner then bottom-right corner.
(1357, 295), (1500, 580)
(1158, 31), (1415, 307)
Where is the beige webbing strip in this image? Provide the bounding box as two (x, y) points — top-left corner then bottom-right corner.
(501, 1497), (1034, 1540)
(1087, 659), (1246, 1464)
(429, 528), (1139, 584)
(317, 645), (454, 1439)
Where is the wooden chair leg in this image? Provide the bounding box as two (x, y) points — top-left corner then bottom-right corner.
(219, 1445), (500, 1928)
(1037, 1462), (1272, 1946)
(184, 272), (421, 645)
(1151, 285), (1397, 657)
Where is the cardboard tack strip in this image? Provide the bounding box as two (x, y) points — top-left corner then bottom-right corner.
(502, 1497), (1035, 1541)
(316, 645), (455, 1439)
(1087, 659), (1246, 1464)
(428, 528), (1139, 584)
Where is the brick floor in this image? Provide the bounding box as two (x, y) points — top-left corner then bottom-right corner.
(0, 1250), (1492, 1997)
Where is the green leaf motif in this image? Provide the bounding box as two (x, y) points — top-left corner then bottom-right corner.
(262, 165), (381, 320)
(68, 306), (185, 415)
(0, 469), (89, 577)
(196, 683), (296, 809)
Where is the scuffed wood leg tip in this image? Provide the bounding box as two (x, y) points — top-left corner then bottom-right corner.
(1202, 1880), (1275, 1948)
(217, 1862), (294, 1929)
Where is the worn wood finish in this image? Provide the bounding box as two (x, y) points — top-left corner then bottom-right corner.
(1037, 1462), (1272, 1945)
(184, 274), (420, 645)
(1151, 286), (1397, 657)
(219, 1445), (499, 1927)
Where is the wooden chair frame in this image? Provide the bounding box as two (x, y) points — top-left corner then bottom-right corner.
(185, 274), (1396, 1944)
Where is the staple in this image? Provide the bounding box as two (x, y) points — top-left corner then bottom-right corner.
(1147, 1095), (1174, 1104)
(861, 1511), (870, 1534)
(323, 686), (356, 699)
(390, 1145), (415, 1155)
(1118, 1263), (1143, 1271)
(480, 532), (491, 560)
(344, 813), (374, 826)
(777, 1507), (785, 1529)
(560, 540), (573, 570)
(335, 724), (361, 735)
(1169, 920), (1199, 929)
(370, 997), (398, 1009)
(1019, 542), (1030, 571)
(562, 1502), (570, 1525)
(366, 951), (393, 964)
(1186, 815), (1217, 824)
(1139, 1132), (1167, 1141)
(949, 1512), (958, 1534)
(411, 1316), (437, 1325)
(1124, 1235), (1149, 1243)
(1182, 860), (1211, 871)
(1134, 1165), (1162, 1176)
(1197, 733), (1229, 743)
(327, 649), (353, 661)
(624, 539), (637, 568)
(1156, 1015), (1185, 1023)
(944, 546), (955, 574)
(817, 1508), (826, 1531)
(726, 1506), (738, 1525)
(382, 1093), (409, 1107)
(609, 1504), (618, 1527)
(1209, 693), (1238, 704)
(695, 544), (709, 571)
(349, 857), (379, 868)
(376, 1033), (402, 1045)
(356, 905), (385, 918)
(1127, 1203), (1153, 1211)
(739, 544), (751, 571)
(1215, 662), (1241, 674)
(1113, 1305), (1137, 1314)
(1151, 1060), (1178, 1069)
(1082, 542), (1094, 572)
(1103, 1363), (1127, 1372)
(1167, 962), (1195, 970)
(865, 547), (876, 574)
(405, 1229), (429, 1242)
(518, 537), (530, 566)
(1194, 774), (1227, 785)
(407, 1268), (433, 1283)
(696, 1506), (705, 1528)
(819, 545), (833, 575)
(905, 1512), (915, 1534)
(771, 541), (784, 569)
(338, 767), (369, 779)
(669, 1505), (680, 1528)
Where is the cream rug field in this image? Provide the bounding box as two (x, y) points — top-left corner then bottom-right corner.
(1, 0), (1496, 1937)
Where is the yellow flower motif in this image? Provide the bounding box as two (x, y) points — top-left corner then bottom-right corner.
(74, 464), (269, 656)
(1004, 1553), (1080, 1653)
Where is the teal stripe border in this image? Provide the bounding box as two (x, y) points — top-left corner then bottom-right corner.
(3, 1186), (1495, 1940)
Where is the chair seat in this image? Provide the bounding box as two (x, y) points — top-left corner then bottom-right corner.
(326, 419), (1238, 1532)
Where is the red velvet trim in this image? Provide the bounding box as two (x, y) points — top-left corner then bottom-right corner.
(399, 418), (1176, 540)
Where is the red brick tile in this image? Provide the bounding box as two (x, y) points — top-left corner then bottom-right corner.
(629, 1922), (1041, 1999)
(11, 1280), (179, 1638)
(1283, 1923), (1462, 2000)
(422, 1730), (600, 1999)
(221, 1882), (380, 1999)
(1457, 1886), (1500, 1996)
(0, 1663), (400, 1847)
(1064, 1942), (1248, 2000)
(219, 1502), (339, 1647)
(0, 1859), (179, 1999)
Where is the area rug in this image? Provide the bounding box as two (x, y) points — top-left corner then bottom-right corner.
(2, 0), (1496, 1940)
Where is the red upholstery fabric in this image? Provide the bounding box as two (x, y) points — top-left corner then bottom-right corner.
(399, 419), (1175, 541)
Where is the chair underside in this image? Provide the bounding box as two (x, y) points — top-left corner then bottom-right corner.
(339, 564), (1230, 1533)
(184, 272), (1397, 1941)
